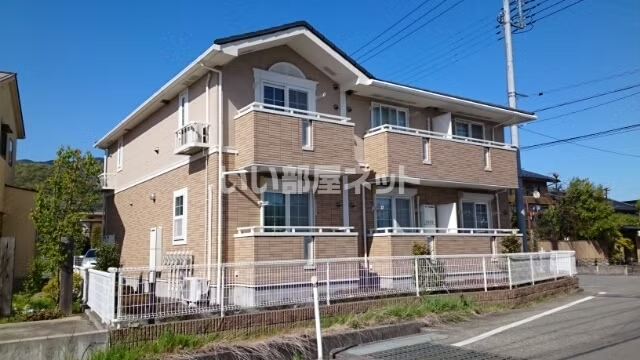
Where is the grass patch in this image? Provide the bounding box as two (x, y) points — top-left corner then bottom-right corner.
(91, 332), (219, 360)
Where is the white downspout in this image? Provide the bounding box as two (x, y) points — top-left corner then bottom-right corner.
(201, 64), (223, 304)
(204, 71), (212, 280)
(361, 183), (368, 267)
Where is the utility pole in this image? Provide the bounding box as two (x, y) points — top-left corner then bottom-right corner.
(501, 0), (529, 252)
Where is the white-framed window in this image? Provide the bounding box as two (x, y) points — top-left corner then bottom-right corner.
(422, 138), (430, 164)
(116, 137), (124, 171)
(461, 201), (490, 230)
(371, 103), (409, 128)
(454, 119), (484, 140)
(484, 147), (491, 171)
(173, 188), (188, 244)
(301, 120), (312, 150)
(254, 65), (317, 112)
(303, 236), (314, 267)
(261, 191), (312, 230)
(8, 138), (14, 167)
(178, 89), (189, 128)
(375, 195), (414, 229)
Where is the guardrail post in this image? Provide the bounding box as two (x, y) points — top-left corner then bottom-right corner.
(530, 253), (535, 285)
(220, 265), (226, 317)
(482, 257), (488, 292)
(554, 252), (559, 280)
(507, 256), (512, 290)
(414, 258), (420, 296)
(326, 261), (331, 306)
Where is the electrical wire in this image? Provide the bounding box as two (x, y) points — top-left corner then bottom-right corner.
(407, 36), (500, 82)
(530, 0), (588, 23)
(350, 0), (434, 56)
(384, 18), (497, 78)
(530, 90), (640, 124)
(533, 83), (640, 112)
(520, 127), (640, 157)
(521, 123), (640, 150)
(358, 0), (467, 63)
(530, 66), (640, 96)
(395, 27), (499, 82)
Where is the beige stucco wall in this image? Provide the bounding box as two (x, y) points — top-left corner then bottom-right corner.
(105, 73), (220, 189)
(3, 186), (36, 278)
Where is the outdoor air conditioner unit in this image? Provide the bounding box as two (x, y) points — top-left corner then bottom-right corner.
(181, 277), (209, 303)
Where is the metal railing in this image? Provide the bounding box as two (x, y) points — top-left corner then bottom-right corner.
(83, 251), (576, 324)
(99, 173), (116, 189)
(236, 226), (355, 236)
(236, 102), (352, 124)
(370, 227), (520, 235)
(366, 124), (517, 150)
(174, 122), (209, 150)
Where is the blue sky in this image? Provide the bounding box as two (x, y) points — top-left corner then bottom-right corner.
(2, 0), (639, 199)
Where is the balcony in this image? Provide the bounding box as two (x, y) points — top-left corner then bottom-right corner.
(364, 125), (518, 188)
(99, 173), (116, 190)
(234, 102), (355, 170)
(174, 122), (209, 155)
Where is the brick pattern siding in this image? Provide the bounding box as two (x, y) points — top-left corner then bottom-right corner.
(234, 111), (356, 170)
(110, 277), (579, 347)
(364, 131), (518, 188)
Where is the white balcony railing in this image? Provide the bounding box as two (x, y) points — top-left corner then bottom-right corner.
(236, 226), (355, 237)
(99, 173), (116, 190)
(366, 124), (517, 150)
(370, 227), (520, 235)
(235, 102), (352, 125)
(174, 122), (209, 155)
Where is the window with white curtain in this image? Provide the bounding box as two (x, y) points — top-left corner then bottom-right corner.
(301, 120), (312, 149)
(116, 137), (124, 171)
(178, 89), (189, 127)
(371, 103), (409, 128)
(173, 188), (188, 244)
(254, 66), (317, 111)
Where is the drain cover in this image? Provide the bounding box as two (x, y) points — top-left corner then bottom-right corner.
(367, 343), (518, 360)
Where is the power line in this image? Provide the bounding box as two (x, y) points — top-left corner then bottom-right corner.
(396, 27), (499, 82)
(408, 36), (500, 82)
(385, 18), (497, 78)
(531, 0), (588, 23)
(350, 0), (434, 56)
(531, 66), (640, 96)
(533, 83), (640, 112)
(520, 127), (640, 157)
(521, 123), (640, 150)
(530, 90), (640, 124)
(358, 0), (467, 63)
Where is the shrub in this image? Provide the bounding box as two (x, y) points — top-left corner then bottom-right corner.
(23, 257), (49, 295)
(501, 235), (522, 253)
(95, 244), (121, 272)
(23, 309), (64, 322)
(42, 273), (83, 302)
(27, 293), (57, 311)
(412, 241), (446, 292)
(90, 225), (103, 249)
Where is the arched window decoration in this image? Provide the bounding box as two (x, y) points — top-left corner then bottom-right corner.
(268, 62), (306, 79)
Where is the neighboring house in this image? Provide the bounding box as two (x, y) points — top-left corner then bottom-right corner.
(80, 211), (103, 238)
(95, 21), (537, 270)
(0, 71), (36, 281)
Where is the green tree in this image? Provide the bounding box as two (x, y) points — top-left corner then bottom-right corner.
(30, 146), (102, 309)
(90, 224), (103, 249)
(501, 235), (522, 253)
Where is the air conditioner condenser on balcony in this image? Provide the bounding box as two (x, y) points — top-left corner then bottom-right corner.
(181, 277), (209, 303)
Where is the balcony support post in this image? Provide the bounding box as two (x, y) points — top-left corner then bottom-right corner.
(342, 175), (349, 227)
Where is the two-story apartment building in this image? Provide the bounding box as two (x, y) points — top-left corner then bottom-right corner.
(0, 71), (36, 282)
(96, 22), (536, 274)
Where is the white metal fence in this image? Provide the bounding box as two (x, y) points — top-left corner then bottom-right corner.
(84, 268), (116, 324)
(85, 251), (576, 325)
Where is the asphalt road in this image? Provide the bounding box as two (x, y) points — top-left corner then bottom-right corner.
(343, 275), (640, 359)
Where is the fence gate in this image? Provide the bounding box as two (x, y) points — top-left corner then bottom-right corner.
(0, 237), (15, 317)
